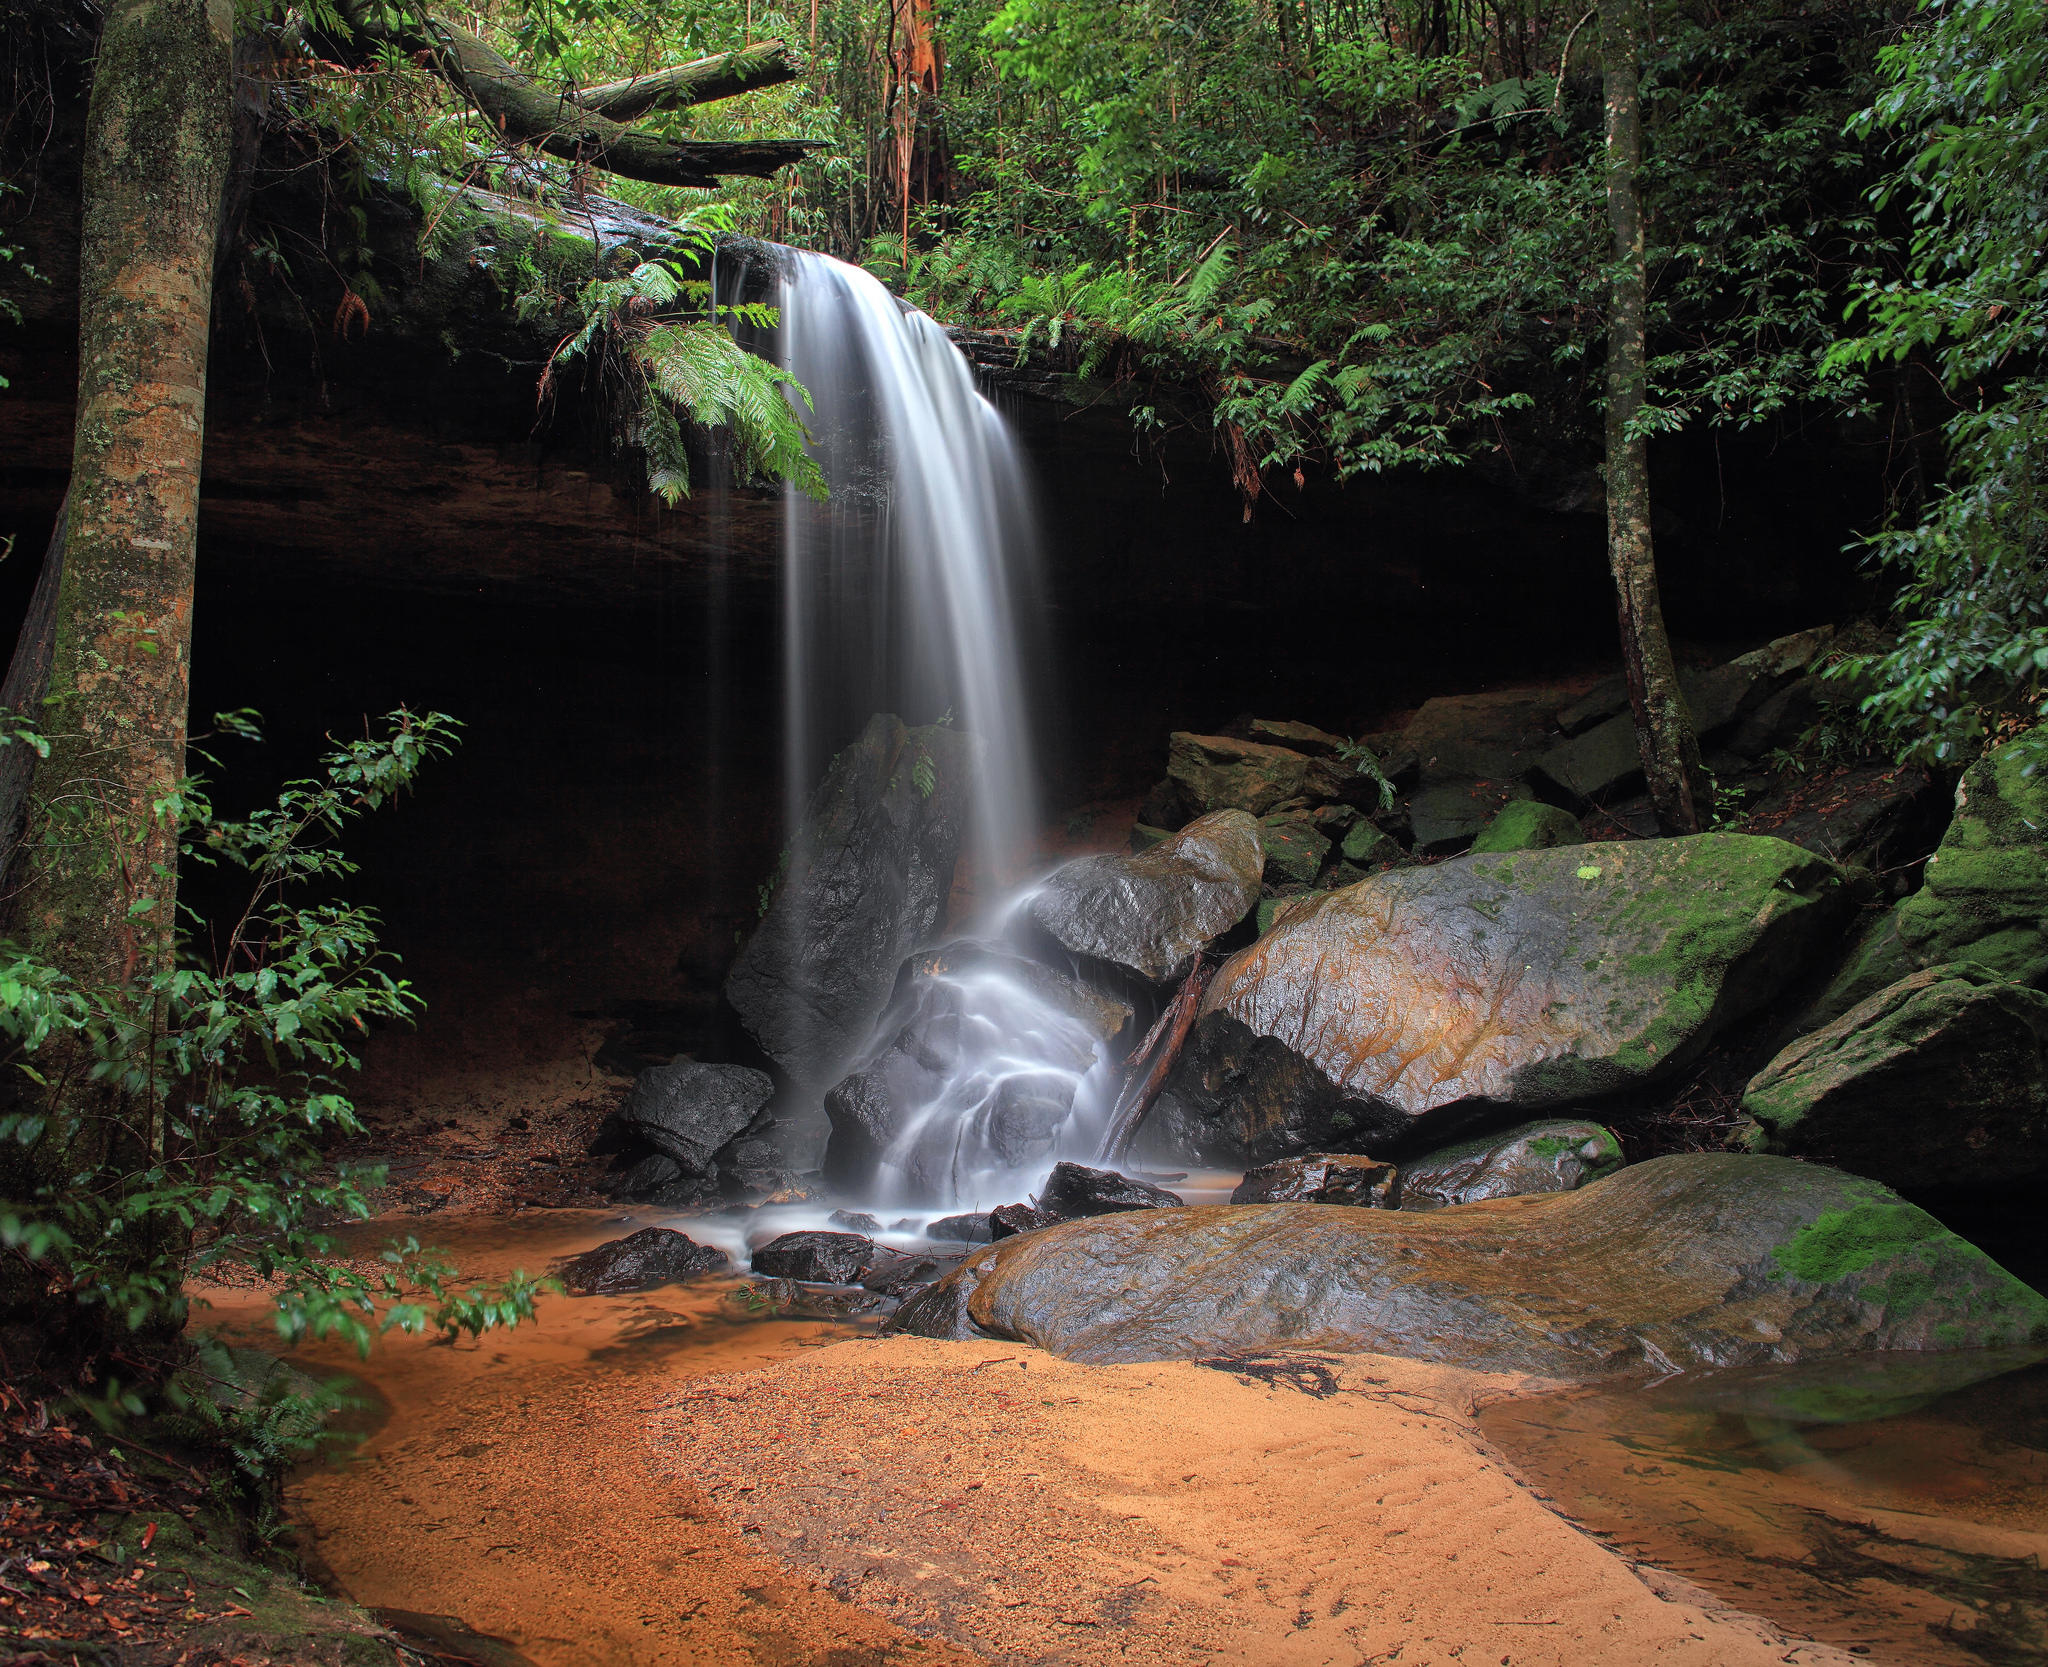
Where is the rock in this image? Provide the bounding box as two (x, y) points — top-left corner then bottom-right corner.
(991, 1202), (1057, 1238)
(555, 1229), (732, 1296)
(1394, 1119), (1623, 1209)
(860, 1252), (951, 1296)
(1742, 964), (2048, 1189)
(1357, 732), (1421, 791)
(1020, 810), (1263, 986)
(1532, 716), (1645, 804)
(1402, 688), (1566, 782)
(928, 1211), (994, 1243)
(720, 1135), (785, 1172)
(1741, 762), (1940, 870)
(1408, 781), (1530, 856)
(614, 1060), (775, 1176)
(830, 1209), (883, 1233)
(1469, 801), (1583, 853)
(1247, 717), (1351, 758)
(1036, 1161), (1183, 1219)
(750, 1230), (876, 1284)
(1230, 1153), (1397, 1206)
(1137, 778), (1192, 831)
(822, 939), (1132, 1195)
(1311, 804), (1360, 835)
(1151, 836), (1850, 1166)
(1340, 822), (1404, 867)
(740, 1278), (883, 1319)
(725, 713), (977, 1095)
(1812, 733), (2048, 1023)
(611, 1151), (682, 1200)
(1128, 822), (1172, 852)
(1166, 733), (1343, 818)
(1254, 894), (1314, 936)
(1555, 676), (1631, 737)
(1727, 675), (1825, 760)
(1258, 815), (1331, 886)
(895, 1154), (2048, 1376)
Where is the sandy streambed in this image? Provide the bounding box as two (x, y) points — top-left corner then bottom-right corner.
(655, 1337), (1855, 1667)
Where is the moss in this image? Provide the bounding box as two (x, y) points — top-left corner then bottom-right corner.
(1471, 800), (1583, 853)
(1770, 1199), (1944, 1284)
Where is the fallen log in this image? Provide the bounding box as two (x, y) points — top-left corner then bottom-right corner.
(1099, 957), (1215, 1165)
(572, 41), (799, 122)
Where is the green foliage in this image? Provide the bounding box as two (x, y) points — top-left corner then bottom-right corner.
(1826, 0), (2048, 762)
(0, 710), (553, 1380)
(544, 204), (825, 502)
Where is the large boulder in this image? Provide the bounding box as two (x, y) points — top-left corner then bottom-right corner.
(1742, 963), (2048, 1189)
(613, 1060), (775, 1175)
(822, 940), (1132, 1197)
(1469, 801), (1583, 854)
(751, 1231), (876, 1284)
(1165, 733), (1347, 818)
(1397, 688), (1569, 856)
(1148, 835), (1850, 1165)
(1230, 1153), (1397, 1206)
(893, 1154), (2048, 1377)
(725, 713), (977, 1095)
(1018, 810), (1262, 986)
(1035, 1161), (1183, 1218)
(1394, 1118), (1622, 1208)
(554, 1229), (731, 1296)
(1809, 732), (2048, 1023)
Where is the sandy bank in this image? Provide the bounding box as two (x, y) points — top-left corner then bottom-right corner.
(656, 1336), (1858, 1667)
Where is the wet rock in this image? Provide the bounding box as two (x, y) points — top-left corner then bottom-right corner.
(555, 1229), (732, 1296)
(1743, 963), (2048, 1189)
(1152, 836), (1850, 1166)
(928, 1211), (994, 1244)
(830, 1209), (883, 1233)
(1166, 733), (1343, 818)
(1259, 814), (1331, 886)
(1128, 823), (1172, 852)
(1254, 894), (1314, 936)
(613, 1060), (775, 1177)
(1741, 763), (1939, 871)
(750, 1231), (876, 1284)
(1231, 1153), (1397, 1206)
(1809, 733), (2048, 1024)
(1402, 688), (1566, 783)
(896, 1154), (2048, 1376)
(1407, 782), (1528, 857)
(740, 1278), (883, 1318)
(1469, 801), (1583, 853)
(1020, 810), (1263, 986)
(1246, 717), (1352, 758)
(611, 1151), (682, 1201)
(860, 1251), (950, 1297)
(822, 939), (1133, 1196)
(1036, 1161), (1183, 1219)
(1340, 822), (1404, 868)
(725, 713), (977, 1095)
(1394, 1119), (1623, 1209)
(991, 1202), (1058, 1239)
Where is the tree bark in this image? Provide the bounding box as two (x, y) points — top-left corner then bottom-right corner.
(8, 0), (234, 1170)
(1600, 0), (1704, 834)
(340, 5), (817, 187)
(572, 41), (798, 122)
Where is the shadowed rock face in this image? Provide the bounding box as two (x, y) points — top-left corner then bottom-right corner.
(726, 714), (977, 1098)
(554, 1229), (731, 1295)
(1151, 835), (1850, 1164)
(892, 1154), (2048, 1378)
(1019, 809), (1263, 986)
(613, 1060), (775, 1175)
(1744, 963), (2048, 1189)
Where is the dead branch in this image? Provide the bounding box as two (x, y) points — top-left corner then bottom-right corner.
(572, 41), (799, 121)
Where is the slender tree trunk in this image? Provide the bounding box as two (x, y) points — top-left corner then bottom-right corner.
(0, 494), (69, 890)
(8, 0), (234, 1173)
(1599, 0), (1704, 833)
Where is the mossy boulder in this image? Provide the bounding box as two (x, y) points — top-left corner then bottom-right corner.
(1743, 963), (2048, 1188)
(1340, 821), (1404, 867)
(1470, 800), (1584, 853)
(1020, 809), (1262, 985)
(1258, 814), (1331, 885)
(892, 1153), (2048, 1377)
(1810, 732), (2048, 1023)
(1395, 1117), (1621, 1207)
(1148, 835), (1851, 1163)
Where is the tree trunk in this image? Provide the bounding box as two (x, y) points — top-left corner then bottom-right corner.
(8, 0), (234, 1173)
(0, 494), (69, 891)
(1599, 0), (1704, 834)
(573, 41), (798, 121)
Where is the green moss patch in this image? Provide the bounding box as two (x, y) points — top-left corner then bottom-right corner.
(1771, 1199), (1944, 1284)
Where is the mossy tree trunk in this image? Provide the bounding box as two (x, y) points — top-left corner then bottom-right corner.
(1599, 0), (1706, 834)
(8, 0), (234, 1178)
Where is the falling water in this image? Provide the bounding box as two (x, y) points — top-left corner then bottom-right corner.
(775, 249), (1041, 892)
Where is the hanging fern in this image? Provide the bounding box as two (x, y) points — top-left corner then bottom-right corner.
(543, 205), (825, 505)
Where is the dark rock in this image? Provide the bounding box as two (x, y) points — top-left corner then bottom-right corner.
(646, 1174), (722, 1208)
(1128, 822), (1172, 852)
(1555, 676), (1631, 737)
(1137, 778), (1193, 832)
(1036, 1160), (1183, 1219)
(822, 939), (1132, 1196)
(1810, 729), (2048, 1023)
(1727, 675), (1825, 760)
(1153, 836), (1850, 1167)
(1259, 814), (1331, 886)
(719, 1135), (785, 1172)
(1231, 1153), (1397, 1206)
(1741, 763), (1940, 870)
(1469, 801), (1583, 853)
(1408, 782), (1533, 857)
(750, 1230), (876, 1284)
(860, 1252), (950, 1296)
(1394, 1119), (1623, 1209)
(1357, 732), (1421, 790)
(895, 1154), (2048, 1377)
(1339, 822), (1404, 868)
(1744, 963), (2048, 1189)
(612, 1151), (682, 1200)
(928, 1211), (994, 1244)
(725, 713), (978, 1095)
(991, 1202), (1058, 1238)
(1020, 810), (1264, 986)
(1246, 717), (1352, 758)
(614, 1060), (774, 1176)
(1530, 719), (1642, 804)
(554, 1229), (732, 1296)
(1166, 733), (1344, 817)
(830, 1209), (883, 1233)
(741, 1277), (884, 1318)
(1401, 688), (1566, 782)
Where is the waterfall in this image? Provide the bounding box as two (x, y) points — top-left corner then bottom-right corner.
(775, 249), (1041, 893)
